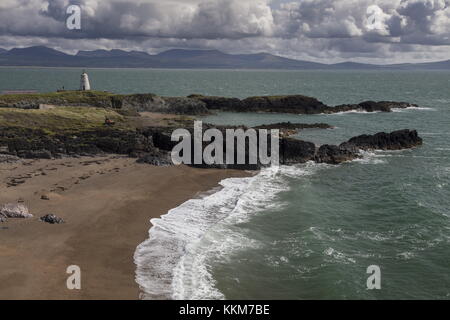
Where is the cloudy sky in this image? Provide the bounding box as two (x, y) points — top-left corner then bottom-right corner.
(1, 0), (450, 63)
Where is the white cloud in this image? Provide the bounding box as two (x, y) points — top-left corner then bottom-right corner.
(1, 0), (450, 63)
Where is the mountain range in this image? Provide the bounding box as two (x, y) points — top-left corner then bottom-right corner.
(0, 46), (449, 70)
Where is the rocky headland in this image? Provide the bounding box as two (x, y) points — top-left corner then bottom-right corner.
(188, 94), (417, 114)
(137, 125), (422, 169)
(0, 91), (423, 170)
(0, 91), (418, 115)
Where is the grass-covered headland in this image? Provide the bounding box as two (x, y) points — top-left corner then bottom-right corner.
(0, 91), (192, 160)
(0, 90), (422, 168)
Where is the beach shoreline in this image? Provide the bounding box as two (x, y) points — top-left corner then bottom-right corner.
(0, 156), (250, 300)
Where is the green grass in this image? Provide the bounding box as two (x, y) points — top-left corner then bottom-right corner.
(0, 90), (115, 104)
(0, 106), (129, 134)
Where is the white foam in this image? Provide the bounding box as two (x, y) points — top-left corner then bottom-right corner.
(134, 165), (310, 300)
(353, 150), (387, 165)
(134, 176), (252, 299)
(323, 247), (356, 264)
(135, 155), (395, 299)
(392, 106), (435, 112)
(317, 106), (435, 115)
(320, 110), (381, 116)
(171, 166), (296, 300)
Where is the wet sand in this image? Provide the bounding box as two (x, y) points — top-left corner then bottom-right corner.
(0, 156), (250, 300)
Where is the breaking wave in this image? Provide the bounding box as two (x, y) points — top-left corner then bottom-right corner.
(134, 165), (320, 300)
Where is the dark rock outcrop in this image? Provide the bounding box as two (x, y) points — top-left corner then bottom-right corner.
(331, 101), (419, 113)
(314, 130), (422, 164)
(0, 122), (423, 169)
(315, 144), (360, 164)
(188, 95), (419, 114)
(189, 94), (329, 114)
(254, 122), (333, 138)
(118, 94), (209, 115)
(0, 127), (154, 159)
(243, 95), (328, 114)
(188, 95), (243, 112)
(344, 129), (422, 150)
(254, 122), (333, 130)
(39, 214), (64, 224)
(146, 128), (178, 152)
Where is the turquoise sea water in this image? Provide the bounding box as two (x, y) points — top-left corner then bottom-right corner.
(3, 68), (449, 299)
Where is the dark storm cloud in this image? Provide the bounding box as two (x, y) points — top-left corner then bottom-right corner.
(1, 0), (450, 63)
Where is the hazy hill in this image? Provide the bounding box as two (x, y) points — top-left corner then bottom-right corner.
(0, 46), (449, 70)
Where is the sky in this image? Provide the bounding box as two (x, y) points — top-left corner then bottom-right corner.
(1, 0), (450, 64)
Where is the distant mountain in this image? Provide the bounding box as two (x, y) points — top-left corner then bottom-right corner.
(0, 46), (449, 70)
(156, 49), (225, 59)
(0, 46), (73, 66)
(7, 46), (69, 58)
(329, 61), (381, 70)
(407, 60), (450, 70)
(76, 49), (150, 59)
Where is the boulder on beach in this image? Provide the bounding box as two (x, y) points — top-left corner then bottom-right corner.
(39, 214), (64, 224)
(0, 203), (33, 219)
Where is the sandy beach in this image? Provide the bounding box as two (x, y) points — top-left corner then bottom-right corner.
(0, 156), (249, 300)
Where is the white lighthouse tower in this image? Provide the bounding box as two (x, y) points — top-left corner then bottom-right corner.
(79, 71), (91, 91)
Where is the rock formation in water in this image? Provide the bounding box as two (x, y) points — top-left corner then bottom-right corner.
(138, 127), (422, 169)
(1, 91), (419, 115)
(254, 122), (333, 130)
(189, 95), (418, 114)
(343, 129), (423, 151)
(0, 119), (423, 169)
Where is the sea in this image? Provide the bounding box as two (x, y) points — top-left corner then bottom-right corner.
(2, 67), (449, 299)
